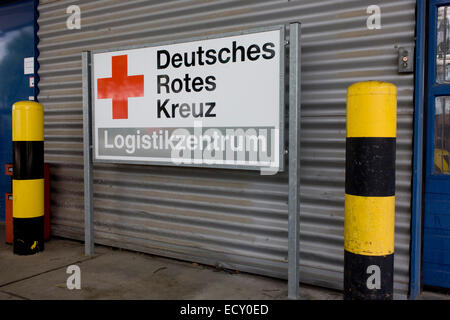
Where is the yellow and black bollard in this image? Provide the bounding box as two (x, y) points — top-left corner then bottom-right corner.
(12, 101), (44, 255)
(344, 81), (396, 300)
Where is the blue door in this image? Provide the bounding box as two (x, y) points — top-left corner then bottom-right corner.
(423, 0), (450, 289)
(0, 0), (37, 222)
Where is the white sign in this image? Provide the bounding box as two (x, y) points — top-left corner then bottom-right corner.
(92, 27), (285, 172)
(24, 57), (34, 75)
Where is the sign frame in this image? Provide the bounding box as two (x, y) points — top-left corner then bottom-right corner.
(82, 23), (301, 299)
(89, 25), (286, 171)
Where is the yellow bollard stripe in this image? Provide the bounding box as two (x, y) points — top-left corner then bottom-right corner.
(344, 193), (395, 256)
(12, 101), (44, 141)
(347, 81), (397, 138)
(12, 179), (44, 219)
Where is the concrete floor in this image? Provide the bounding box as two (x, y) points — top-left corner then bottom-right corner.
(0, 223), (343, 300)
(1, 224), (449, 300)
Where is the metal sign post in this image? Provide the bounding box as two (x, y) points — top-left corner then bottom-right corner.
(82, 51), (94, 256)
(288, 22), (301, 300)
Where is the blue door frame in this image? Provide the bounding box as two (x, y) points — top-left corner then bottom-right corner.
(410, 0), (450, 299)
(420, 0), (450, 291)
(410, 0), (426, 300)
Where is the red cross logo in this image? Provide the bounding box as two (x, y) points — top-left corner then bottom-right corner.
(97, 55), (144, 119)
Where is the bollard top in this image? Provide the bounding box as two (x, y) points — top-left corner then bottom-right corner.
(12, 101), (44, 112)
(12, 101), (44, 141)
(347, 81), (397, 97)
(346, 81), (397, 138)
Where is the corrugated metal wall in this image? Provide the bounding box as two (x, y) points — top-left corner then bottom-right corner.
(37, 0), (416, 298)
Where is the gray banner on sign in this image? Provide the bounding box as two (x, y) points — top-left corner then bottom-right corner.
(97, 125), (277, 166)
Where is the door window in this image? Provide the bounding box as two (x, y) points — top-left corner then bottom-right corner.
(437, 6), (450, 83)
(434, 97), (450, 174)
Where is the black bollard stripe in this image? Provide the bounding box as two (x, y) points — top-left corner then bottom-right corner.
(344, 250), (394, 300)
(13, 216), (44, 255)
(13, 141), (44, 180)
(345, 137), (396, 197)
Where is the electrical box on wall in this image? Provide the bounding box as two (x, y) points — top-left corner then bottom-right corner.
(398, 46), (414, 73)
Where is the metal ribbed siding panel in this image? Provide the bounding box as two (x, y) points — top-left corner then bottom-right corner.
(37, 0), (416, 298)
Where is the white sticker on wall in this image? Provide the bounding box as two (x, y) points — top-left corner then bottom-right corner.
(24, 57), (34, 75)
(29, 76), (34, 88)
